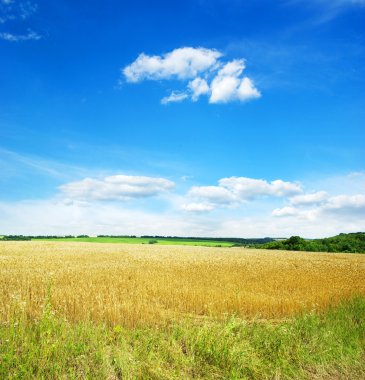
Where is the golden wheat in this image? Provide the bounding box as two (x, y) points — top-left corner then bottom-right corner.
(1, 241), (364, 327)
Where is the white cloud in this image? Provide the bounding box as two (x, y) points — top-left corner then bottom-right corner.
(59, 175), (175, 201)
(2, 166), (364, 239)
(219, 177), (302, 198)
(1, 195), (364, 238)
(237, 77), (261, 101)
(123, 47), (222, 83)
(188, 185), (238, 205)
(161, 91), (189, 104)
(188, 77), (210, 101)
(272, 206), (299, 217)
(210, 60), (261, 103)
(290, 191), (328, 205)
(181, 202), (215, 213)
(184, 176), (302, 212)
(123, 47), (260, 104)
(0, 29), (41, 41)
(0, 199), (226, 237)
(273, 193), (365, 219)
(323, 194), (365, 212)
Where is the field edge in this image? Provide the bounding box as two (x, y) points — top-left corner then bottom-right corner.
(1, 296), (365, 380)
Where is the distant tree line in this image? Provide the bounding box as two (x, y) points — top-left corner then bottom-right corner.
(140, 236), (274, 245)
(0, 235), (89, 240)
(97, 235), (137, 238)
(261, 233), (365, 253)
(1, 235), (31, 241)
(30, 235), (76, 239)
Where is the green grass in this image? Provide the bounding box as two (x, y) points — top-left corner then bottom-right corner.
(1, 297), (365, 379)
(31, 237), (235, 247)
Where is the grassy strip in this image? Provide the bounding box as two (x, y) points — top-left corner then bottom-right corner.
(31, 237), (234, 247)
(1, 297), (365, 379)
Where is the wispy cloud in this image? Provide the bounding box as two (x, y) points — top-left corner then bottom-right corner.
(0, 0), (38, 22)
(0, 0), (41, 40)
(0, 148), (91, 180)
(161, 91), (189, 105)
(0, 28), (40, 41)
(286, 0), (365, 23)
(122, 47), (261, 104)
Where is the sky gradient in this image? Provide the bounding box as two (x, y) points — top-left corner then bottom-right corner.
(1, 0), (364, 237)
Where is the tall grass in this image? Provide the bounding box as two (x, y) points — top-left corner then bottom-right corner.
(1, 296), (365, 379)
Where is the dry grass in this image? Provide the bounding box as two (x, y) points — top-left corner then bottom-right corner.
(1, 241), (364, 327)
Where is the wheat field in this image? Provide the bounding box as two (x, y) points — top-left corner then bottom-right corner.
(1, 241), (364, 327)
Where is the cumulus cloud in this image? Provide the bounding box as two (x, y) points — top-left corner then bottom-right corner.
(188, 77), (210, 101)
(272, 206), (299, 217)
(123, 47), (260, 104)
(181, 202), (215, 213)
(273, 193), (365, 219)
(183, 176), (302, 212)
(123, 47), (222, 82)
(323, 194), (365, 213)
(290, 191), (328, 205)
(59, 175), (175, 201)
(1, 171), (364, 238)
(219, 177), (302, 199)
(188, 185), (238, 205)
(210, 60), (260, 103)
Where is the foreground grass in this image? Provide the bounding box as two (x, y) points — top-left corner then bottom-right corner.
(1, 297), (365, 379)
(31, 237), (235, 247)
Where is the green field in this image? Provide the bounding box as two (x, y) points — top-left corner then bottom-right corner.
(32, 236), (235, 247)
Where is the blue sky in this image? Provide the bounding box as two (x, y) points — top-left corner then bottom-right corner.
(0, 0), (364, 237)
